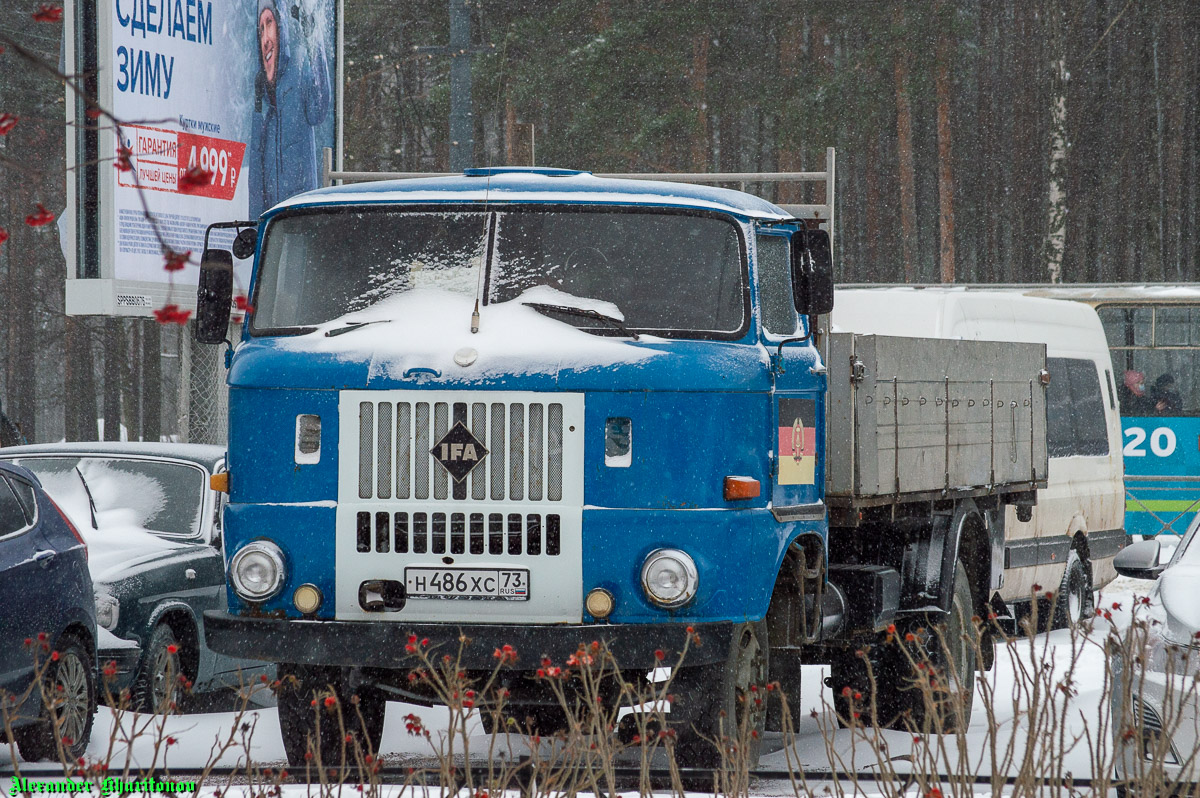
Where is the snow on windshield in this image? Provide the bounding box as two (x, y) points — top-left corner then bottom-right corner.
(77, 459), (168, 531)
(280, 287), (659, 379)
(12, 456), (205, 539)
(252, 208), (745, 336)
(32, 467), (94, 532)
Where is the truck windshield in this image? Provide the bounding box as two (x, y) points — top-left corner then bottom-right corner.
(250, 207), (746, 337)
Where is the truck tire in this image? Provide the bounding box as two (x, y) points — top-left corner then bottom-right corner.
(898, 560), (976, 731)
(277, 663), (385, 768)
(668, 620), (768, 769)
(131, 624), (185, 714)
(1052, 549), (1092, 629)
(479, 703), (568, 736)
(13, 636), (95, 761)
(840, 561), (976, 732)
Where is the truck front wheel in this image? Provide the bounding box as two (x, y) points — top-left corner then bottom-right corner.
(668, 620), (769, 769)
(277, 663), (386, 768)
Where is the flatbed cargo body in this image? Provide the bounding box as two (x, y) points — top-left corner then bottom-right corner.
(826, 333), (1047, 519)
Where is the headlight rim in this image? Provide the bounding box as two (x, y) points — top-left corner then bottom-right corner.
(640, 548), (698, 609)
(94, 590), (120, 632)
(230, 540), (287, 602)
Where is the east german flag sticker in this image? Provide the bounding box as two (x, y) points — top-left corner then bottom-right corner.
(778, 397), (817, 485)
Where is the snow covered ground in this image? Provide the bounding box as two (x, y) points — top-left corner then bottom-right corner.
(2, 574), (1157, 790)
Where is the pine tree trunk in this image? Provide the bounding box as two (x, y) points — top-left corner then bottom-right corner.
(1046, 7), (1069, 285)
(894, 9), (918, 284)
(776, 16), (804, 205)
(1163, 0), (1186, 280)
(103, 320), (122, 441)
(935, 8), (956, 284)
(64, 317), (98, 440)
(691, 34), (709, 171)
(143, 321), (162, 443)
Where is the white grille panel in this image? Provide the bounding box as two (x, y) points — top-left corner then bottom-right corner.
(350, 393), (576, 504)
(337, 390), (585, 623)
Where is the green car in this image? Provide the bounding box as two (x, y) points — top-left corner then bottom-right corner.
(0, 442), (271, 713)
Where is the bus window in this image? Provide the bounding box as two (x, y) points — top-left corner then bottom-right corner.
(1097, 305), (1151, 348)
(1096, 304), (1200, 416)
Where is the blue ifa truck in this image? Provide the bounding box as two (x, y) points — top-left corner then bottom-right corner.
(196, 162), (1048, 767)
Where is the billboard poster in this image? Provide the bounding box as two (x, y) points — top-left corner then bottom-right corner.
(106, 0), (336, 291)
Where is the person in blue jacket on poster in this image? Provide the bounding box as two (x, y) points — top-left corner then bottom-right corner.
(248, 0), (331, 217)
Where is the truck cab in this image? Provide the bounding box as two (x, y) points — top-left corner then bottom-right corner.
(198, 164), (1049, 768)
(198, 167), (836, 766)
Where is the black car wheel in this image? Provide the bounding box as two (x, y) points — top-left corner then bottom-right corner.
(1053, 550), (1093, 629)
(278, 663), (386, 768)
(132, 624), (186, 714)
(13, 636), (95, 761)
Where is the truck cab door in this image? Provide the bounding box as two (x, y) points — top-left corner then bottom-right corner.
(756, 232), (825, 516)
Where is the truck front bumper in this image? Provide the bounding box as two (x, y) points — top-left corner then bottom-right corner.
(203, 611), (733, 670)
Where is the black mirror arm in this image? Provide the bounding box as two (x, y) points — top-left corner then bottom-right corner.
(203, 219), (258, 251)
(772, 328), (814, 374)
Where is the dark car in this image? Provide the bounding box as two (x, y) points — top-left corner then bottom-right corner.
(0, 461), (96, 760)
(0, 443), (268, 713)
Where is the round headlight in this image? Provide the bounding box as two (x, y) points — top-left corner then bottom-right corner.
(94, 591), (120, 631)
(641, 549), (698, 608)
(230, 541), (286, 601)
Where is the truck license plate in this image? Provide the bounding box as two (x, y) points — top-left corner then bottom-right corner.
(404, 567), (529, 601)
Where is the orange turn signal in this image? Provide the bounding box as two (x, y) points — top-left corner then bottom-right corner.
(723, 476), (760, 501)
(210, 472), (230, 493)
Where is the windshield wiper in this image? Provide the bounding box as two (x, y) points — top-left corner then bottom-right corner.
(521, 302), (640, 340)
(325, 319), (389, 337)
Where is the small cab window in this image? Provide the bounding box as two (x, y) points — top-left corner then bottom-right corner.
(1045, 357), (1109, 458)
(0, 475), (30, 537)
(756, 235), (797, 336)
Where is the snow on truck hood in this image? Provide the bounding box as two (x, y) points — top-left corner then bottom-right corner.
(272, 288), (662, 381)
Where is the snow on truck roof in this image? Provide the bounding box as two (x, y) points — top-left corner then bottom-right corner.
(275, 168), (794, 221)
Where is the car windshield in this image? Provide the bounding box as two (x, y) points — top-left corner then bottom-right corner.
(8, 457), (206, 539)
(250, 207), (746, 337)
(1176, 520), (1200, 565)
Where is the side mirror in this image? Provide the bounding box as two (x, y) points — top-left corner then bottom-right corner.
(1113, 538), (1164, 580)
(792, 228), (834, 316)
(232, 227), (258, 260)
(195, 249), (234, 345)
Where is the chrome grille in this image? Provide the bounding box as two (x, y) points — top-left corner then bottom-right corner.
(357, 399), (566, 503)
(1133, 695), (1164, 733)
(356, 510), (562, 556)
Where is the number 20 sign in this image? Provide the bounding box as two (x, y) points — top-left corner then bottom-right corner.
(1124, 426), (1177, 457)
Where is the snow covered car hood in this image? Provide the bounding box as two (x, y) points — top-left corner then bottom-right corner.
(83, 525), (200, 585)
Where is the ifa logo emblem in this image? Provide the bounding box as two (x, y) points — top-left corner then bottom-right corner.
(430, 422), (490, 482)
